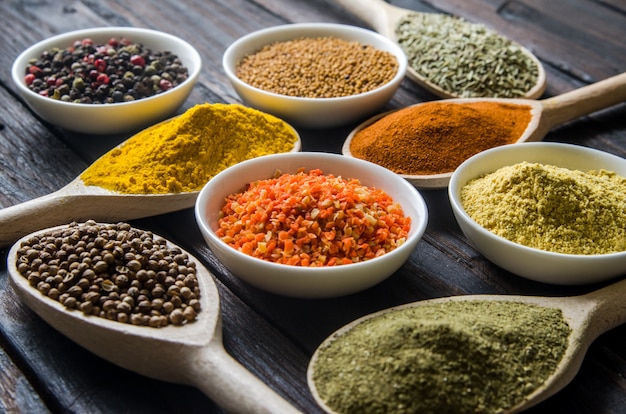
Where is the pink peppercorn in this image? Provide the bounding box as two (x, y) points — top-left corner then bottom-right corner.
(96, 73), (110, 85)
(94, 58), (107, 72)
(24, 73), (35, 85)
(28, 65), (42, 75)
(130, 55), (145, 66)
(159, 79), (173, 91)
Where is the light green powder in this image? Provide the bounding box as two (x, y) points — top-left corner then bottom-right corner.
(461, 161), (626, 255)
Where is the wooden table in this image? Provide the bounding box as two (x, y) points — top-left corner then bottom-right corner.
(1, 1), (625, 412)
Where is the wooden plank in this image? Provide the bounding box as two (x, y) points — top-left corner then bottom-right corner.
(0, 346), (51, 414)
(425, 0), (626, 83)
(0, 0), (625, 413)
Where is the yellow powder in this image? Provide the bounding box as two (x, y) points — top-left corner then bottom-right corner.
(81, 103), (298, 194)
(461, 161), (626, 255)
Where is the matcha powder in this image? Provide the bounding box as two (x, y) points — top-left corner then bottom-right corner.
(311, 300), (571, 414)
(460, 162), (626, 255)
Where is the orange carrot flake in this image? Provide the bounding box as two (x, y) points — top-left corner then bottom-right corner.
(215, 168), (411, 266)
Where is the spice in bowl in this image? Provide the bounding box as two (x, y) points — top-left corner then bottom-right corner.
(235, 36), (399, 98)
(349, 101), (532, 176)
(311, 300), (571, 414)
(215, 168), (411, 266)
(13, 220), (201, 327)
(80, 103), (300, 194)
(396, 13), (539, 98)
(461, 162), (626, 255)
(23, 37), (189, 104)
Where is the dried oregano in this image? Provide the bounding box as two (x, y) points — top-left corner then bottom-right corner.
(312, 300), (571, 414)
(15, 220), (202, 327)
(395, 12), (539, 98)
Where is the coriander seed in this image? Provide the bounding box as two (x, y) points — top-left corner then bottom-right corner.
(14, 221), (202, 328)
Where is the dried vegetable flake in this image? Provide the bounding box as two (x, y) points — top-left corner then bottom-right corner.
(216, 169), (411, 266)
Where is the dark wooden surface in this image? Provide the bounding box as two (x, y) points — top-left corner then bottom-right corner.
(1, 0), (625, 413)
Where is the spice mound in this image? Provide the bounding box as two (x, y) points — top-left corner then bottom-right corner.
(461, 162), (626, 255)
(236, 36), (398, 98)
(80, 103), (299, 194)
(349, 101), (531, 176)
(15, 221), (201, 327)
(396, 13), (539, 98)
(24, 37), (189, 104)
(312, 300), (571, 414)
(215, 168), (411, 266)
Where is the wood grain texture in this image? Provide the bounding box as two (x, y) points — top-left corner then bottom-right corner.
(0, 0), (625, 413)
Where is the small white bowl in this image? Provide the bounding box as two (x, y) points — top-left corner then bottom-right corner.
(222, 23), (408, 129)
(195, 152), (428, 298)
(12, 27), (201, 135)
(449, 142), (626, 285)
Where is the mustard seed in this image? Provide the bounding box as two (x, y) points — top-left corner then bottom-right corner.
(236, 36), (398, 98)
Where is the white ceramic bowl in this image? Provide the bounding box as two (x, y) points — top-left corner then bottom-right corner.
(195, 152), (428, 298)
(449, 142), (626, 285)
(12, 27), (201, 135)
(222, 23), (408, 129)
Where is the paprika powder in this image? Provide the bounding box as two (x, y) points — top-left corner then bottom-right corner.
(348, 101), (532, 176)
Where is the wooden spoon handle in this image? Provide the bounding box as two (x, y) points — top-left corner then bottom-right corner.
(581, 277), (626, 339)
(540, 72), (626, 129)
(190, 342), (302, 414)
(335, 0), (405, 37)
(0, 191), (80, 247)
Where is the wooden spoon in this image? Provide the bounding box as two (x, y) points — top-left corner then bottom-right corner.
(308, 276), (626, 413)
(343, 71), (626, 189)
(335, 0), (546, 99)
(0, 125), (301, 247)
(0, 179), (198, 248)
(7, 226), (302, 414)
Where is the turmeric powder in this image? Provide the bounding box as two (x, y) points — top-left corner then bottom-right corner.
(81, 103), (299, 194)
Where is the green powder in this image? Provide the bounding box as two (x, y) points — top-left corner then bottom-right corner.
(312, 300), (571, 414)
(461, 162), (626, 255)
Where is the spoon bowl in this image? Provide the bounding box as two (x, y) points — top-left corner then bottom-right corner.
(0, 114), (301, 247)
(8, 224), (300, 414)
(335, 0), (546, 99)
(342, 72), (626, 189)
(308, 277), (626, 413)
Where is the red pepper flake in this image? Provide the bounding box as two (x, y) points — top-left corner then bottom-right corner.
(216, 168), (411, 267)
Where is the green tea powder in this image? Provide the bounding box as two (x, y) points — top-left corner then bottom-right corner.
(312, 300), (571, 414)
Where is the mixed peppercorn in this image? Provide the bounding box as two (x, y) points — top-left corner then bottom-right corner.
(24, 37), (189, 104)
